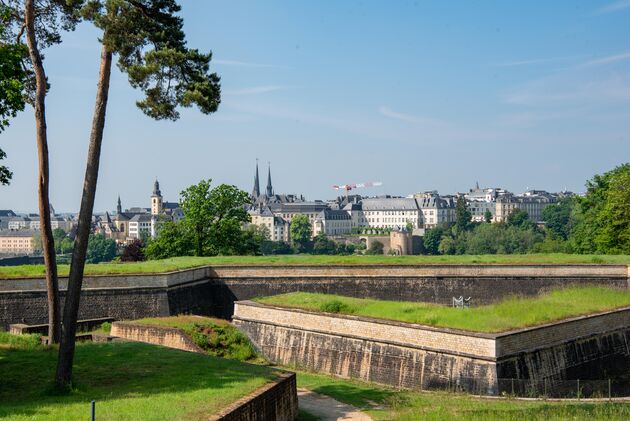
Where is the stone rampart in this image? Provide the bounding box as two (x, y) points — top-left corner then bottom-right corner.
(110, 321), (203, 353)
(1, 264), (628, 329)
(233, 301), (630, 395)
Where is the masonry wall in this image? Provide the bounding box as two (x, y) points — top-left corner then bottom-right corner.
(1, 264), (628, 329)
(233, 301), (630, 396)
(0, 287), (169, 329)
(110, 322), (203, 353)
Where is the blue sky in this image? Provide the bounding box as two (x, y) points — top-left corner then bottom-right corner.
(2, 0), (630, 212)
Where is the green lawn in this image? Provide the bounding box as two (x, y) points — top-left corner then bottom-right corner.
(0, 334), (281, 420)
(1, 254), (630, 279)
(254, 286), (630, 333)
(132, 315), (258, 361)
(296, 370), (630, 421)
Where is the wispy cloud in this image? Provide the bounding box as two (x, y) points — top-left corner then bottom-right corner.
(378, 106), (444, 126)
(595, 0), (630, 14)
(493, 56), (580, 67)
(582, 51), (630, 66)
(224, 85), (292, 96)
(214, 59), (282, 68)
(503, 73), (630, 107)
(379, 106), (421, 123)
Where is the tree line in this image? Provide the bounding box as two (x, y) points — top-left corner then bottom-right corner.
(422, 164), (630, 256)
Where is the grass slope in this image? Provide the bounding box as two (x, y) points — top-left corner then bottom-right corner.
(254, 286), (630, 333)
(133, 315), (258, 361)
(296, 370), (630, 421)
(0, 335), (280, 420)
(1, 254), (630, 279)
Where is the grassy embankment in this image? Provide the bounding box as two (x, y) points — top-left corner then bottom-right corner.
(296, 370), (630, 420)
(0, 333), (280, 421)
(1, 253), (630, 279)
(132, 315), (258, 361)
(254, 286), (630, 333)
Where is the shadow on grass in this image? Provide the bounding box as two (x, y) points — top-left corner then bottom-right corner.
(0, 341), (279, 419)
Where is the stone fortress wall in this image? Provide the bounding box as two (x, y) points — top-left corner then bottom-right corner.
(1, 264), (629, 329)
(233, 301), (630, 395)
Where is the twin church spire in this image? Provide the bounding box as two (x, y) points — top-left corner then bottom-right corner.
(252, 160), (273, 199)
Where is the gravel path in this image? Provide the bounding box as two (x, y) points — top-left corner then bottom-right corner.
(298, 388), (373, 421)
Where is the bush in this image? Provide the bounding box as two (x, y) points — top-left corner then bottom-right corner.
(366, 240), (384, 255)
(186, 322), (257, 361)
(0, 332), (41, 349)
(320, 300), (353, 314)
(120, 239), (145, 262)
(99, 322), (112, 334)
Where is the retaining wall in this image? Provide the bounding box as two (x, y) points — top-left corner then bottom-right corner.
(233, 301), (630, 395)
(1, 264), (629, 329)
(110, 321), (203, 353)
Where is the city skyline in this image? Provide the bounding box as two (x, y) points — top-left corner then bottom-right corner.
(1, 1), (630, 212)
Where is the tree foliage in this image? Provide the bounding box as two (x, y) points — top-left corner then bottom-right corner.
(290, 214), (312, 252)
(146, 180), (253, 259)
(541, 197), (575, 240)
(569, 164), (630, 254)
(423, 225), (446, 255)
(144, 220), (192, 259)
(120, 238), (144, 262)
(86, 234), (116, 263)
(454, 196), (472, 233)
(0, 6), (27, 185)
(83, 0), (220, 121)
(366, 239), (384, 255)
(180, 180), (251, 256)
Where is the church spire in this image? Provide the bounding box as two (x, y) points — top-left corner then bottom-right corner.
(152, 178), (161, 197)
(252, 159), (260, 199)
(266, 162), (274, 197)
(117, 195), (122, 214)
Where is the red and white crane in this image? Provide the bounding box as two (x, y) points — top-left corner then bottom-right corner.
(333, 181), (383, 198)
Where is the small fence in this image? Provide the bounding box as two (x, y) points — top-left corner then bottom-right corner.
(431, 376), (630, 399)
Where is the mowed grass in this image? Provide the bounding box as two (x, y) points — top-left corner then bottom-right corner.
(254, 286), (630, 333)
(295, 370), (630, 421)
(1, 253), (630, 279)
(133, 315), (259, 361)
(0, 334), (280, 421)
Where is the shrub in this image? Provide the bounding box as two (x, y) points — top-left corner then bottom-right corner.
(320, 300), (353, 314)
(99, 322), (112, 334)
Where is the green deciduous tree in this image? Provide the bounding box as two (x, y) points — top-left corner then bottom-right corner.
(570, 164), (630, 254)
(423, 225), (445, 255)
(180, 180), (251, 256)
(506, 208), (531, 229)
(290, 214), (311, 253)
(484, 209), (493, 223)
(144, 220), (192, 259)
(58, 0), (220, 388)
(86, 234), (116, 263)
(0, 147), (12, 184)
(313, 233), (337, 255)
(594, 166), (630, 254)
(0, 5), (27, 185)
(366, 239), (384, 255)
(454, 196), (472, 233)
(541, 197), (574, 241)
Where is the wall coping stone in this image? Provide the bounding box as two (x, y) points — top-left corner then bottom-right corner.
(1, 263), (628, 292)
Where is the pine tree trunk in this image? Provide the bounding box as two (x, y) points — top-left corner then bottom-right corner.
(24, 0), (61, 344)
(55, 42), (112, 388)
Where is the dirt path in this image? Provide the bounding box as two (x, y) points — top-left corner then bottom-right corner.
(298, 388), (373, 421)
